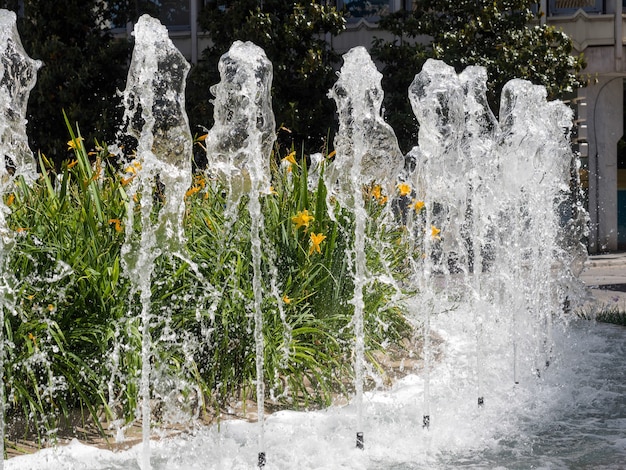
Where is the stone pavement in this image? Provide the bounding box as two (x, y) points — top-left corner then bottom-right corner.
(578, 251), (626, 312)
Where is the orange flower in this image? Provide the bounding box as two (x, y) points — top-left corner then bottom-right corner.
(108, 218), (123, 233)
(185, 186), (201, 198)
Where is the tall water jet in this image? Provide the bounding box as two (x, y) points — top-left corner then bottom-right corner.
(496, 79), (577, 380)
(204, 40), (276, 468)
(0, 9), (41, 469)
(406, 59), (584, 425)
(458, 65), (499, 407)
(117, 14), (192, 470)
(326, 46), (403, 448)
(407, 59), (467, 428)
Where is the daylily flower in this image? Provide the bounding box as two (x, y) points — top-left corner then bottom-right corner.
(108, 218), (123, 233)
(291, 209), (314, 230)
(6, 194), (14, 207)
(282, 294), (291, 304)
(371, 184), (382, 200)
(125, 161), (142, 174)
(67, 136), (84, 151)
(185, 185), (201, 198)
(67, 159), (78, 169)
(413, 200), (425, 212)
(309, 232), (327, 255)
(283, 151), (297, 165)
(397, 183), (411, 197)
(431, 225), (441, 240)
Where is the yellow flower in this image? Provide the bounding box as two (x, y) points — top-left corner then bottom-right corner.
(371, 184), (382, 200)
(47, 304), (55, 312)
(327, 150), (336, 159)
(193, 174), (206, 188)
(28, 332), (37, 347)
(6, 193), (15, 207)
(185, 185), (201, 198)
(413, 200), (425, 212)
(125, 161), (142, 174)
(397, 183), (411, 197)
(108, 218), (123, 233)
(282, 294), (291, 304)
(282, 151), (297, 165)
(67, 136), (84, 151)
(268, 185), (277, 195)
(431, 225), (441, 240)
(291, 209), (314, 230)
(67, 159), (78, 169)
(379, 195), (388, 205)
(309, 232), (327, 255)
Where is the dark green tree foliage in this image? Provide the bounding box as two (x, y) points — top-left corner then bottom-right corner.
(373, 0), (586, 151)
(0, 0), (132, 162)
(188, 1), (345, 154)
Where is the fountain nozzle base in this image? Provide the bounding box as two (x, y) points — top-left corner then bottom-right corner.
(258, 451), (266, 468)
(423, 415), (430, 429)
(356, 431), (364, 449)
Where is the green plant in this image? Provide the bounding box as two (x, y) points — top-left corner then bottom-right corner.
(3, 127), (415, 444)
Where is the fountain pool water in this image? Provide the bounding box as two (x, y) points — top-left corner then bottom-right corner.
(4, 317), (626, 469)
(1, 10), (624, 470)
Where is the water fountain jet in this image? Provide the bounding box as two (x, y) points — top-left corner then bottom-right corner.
(326, 46), (404, 448)
(0, 22), (618, 469)
(204, 40), (276, 468)
(117, 14), (192, 470)
(0, 10), (41, 470)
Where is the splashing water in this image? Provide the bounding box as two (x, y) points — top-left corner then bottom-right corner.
(0, 10), (41, 470)
(117, 15), (192, 470)
(1, 17), (621, 470)
(204, 40), (277, 467)
(325, 46), (404, 448)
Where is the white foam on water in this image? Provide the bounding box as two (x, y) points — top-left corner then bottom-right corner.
(6, 318), (624, 470)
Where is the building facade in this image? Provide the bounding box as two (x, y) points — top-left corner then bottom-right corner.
(121, 0), (626, 253)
